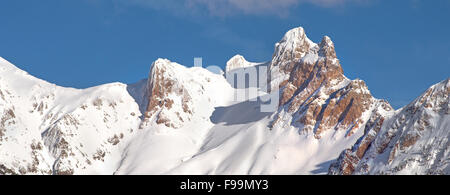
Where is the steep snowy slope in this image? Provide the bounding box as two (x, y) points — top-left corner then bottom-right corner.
(114, 27), (395, 175)
(330, 78), (450, 175)
(0, 57), (142, 174)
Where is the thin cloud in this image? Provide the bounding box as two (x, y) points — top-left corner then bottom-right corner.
(109, 0), (370, 17)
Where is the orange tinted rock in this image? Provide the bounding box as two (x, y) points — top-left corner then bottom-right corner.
(270, 33), (375, 138)
(328, 102), (391, 175)
(280, 83), (297, 105)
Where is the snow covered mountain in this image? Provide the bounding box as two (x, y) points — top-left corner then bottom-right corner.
(329, 78), (449, 175)
(0, 57), (142, 174)
(0, 27), (448, 175)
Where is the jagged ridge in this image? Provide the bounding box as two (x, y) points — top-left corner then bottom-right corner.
(330, 78), (449, 175)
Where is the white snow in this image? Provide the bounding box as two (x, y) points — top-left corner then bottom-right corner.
(225, 55), (262, 73)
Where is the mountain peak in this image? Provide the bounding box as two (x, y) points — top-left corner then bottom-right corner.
(152, 58), (170, 67)
(226, 55), (249, 72)
(410, 77), (450, 114)
(319, 36), (337, 59)
(281, 27), (307, 44)
(147, 58), (189, 87)
(437, 77), (450, 91)
(270, 27), (316, 76)
(143, 58), (232, 129)
(144, 58), (193, 128)
(150, 58), (180, 74)
(320, 36), (333, 46)
(270, 28), (382, 139)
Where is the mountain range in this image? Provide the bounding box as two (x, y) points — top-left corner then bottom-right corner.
(0, 27), (448, 175)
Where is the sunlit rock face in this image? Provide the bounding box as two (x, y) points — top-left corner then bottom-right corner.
(269, 28), (392, 139)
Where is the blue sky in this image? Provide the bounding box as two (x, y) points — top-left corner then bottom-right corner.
(0, 0), (449, 108)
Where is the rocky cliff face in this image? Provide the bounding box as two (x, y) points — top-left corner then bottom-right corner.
(269, 27), (393, 139)
(330, 78), (450, 175)
(143, 59), (195, 129)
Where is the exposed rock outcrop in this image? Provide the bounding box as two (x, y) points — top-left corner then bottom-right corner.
(270, 27), (317, 82)
(143, 59), (195, 128)
(142, 58), (232, 129)
(269, 28), (392, 139)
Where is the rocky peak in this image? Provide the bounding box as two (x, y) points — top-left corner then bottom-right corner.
(277, 33), (345, 106)
(270, 28), (389, 139)
(319, 36), (337, 59)
(143, 59), (195, 129)
(270, 27), (317, 76)
(410, 77), (450, 114)
(320, 35), (333, 46)
(268, 28), (345, 92)
(142, 58), (231, 129)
